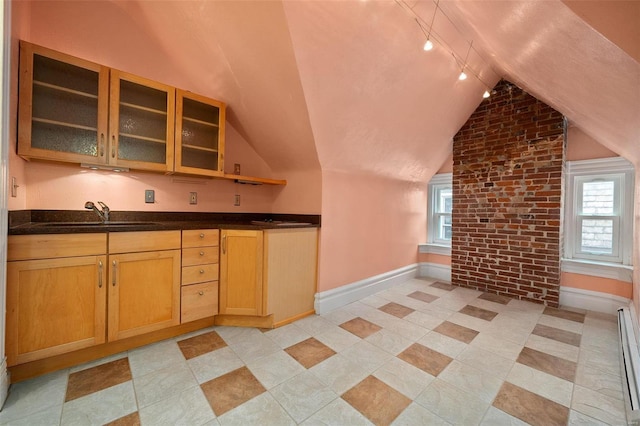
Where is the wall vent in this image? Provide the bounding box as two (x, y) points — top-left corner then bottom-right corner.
(618, 307), (640, 425)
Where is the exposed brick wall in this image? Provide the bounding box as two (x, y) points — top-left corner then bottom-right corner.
(451, 80), (565, 307)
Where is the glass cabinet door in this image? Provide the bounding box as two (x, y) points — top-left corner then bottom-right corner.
(18, 41), (109, 164)
(109, 71), (175, 172)
(175, 90), (225, 176)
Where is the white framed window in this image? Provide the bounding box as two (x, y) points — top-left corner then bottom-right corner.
(428, 173), (452, 246)
(565, 157), (634, 266)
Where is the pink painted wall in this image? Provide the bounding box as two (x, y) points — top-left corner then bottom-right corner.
(418, 253), (451, 266)
(318, 171), (426, 292)
(566, 125), (619, 161)
(561, 272), (631, 299)
(9, 0), (321, 214)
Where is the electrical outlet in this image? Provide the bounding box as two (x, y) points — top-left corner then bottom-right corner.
(145, 189), (155, 203)
(234, 194), (240, 206)
(234, 163), (241, 175)
(189, 192), (197, 205)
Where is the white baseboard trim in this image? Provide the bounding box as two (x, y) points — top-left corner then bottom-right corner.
(0, 357), (9, 409)
(560, 286), (630, 315)
(314, 264), (418, 315)
(418, 262), (451, 282)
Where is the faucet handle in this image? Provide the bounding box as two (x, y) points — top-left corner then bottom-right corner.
(97, 201), (110, 212)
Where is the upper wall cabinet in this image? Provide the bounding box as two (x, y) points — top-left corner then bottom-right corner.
(175, 90), (226, 177)
(110, 71), (175, 172)
(18, 41), (110, 166)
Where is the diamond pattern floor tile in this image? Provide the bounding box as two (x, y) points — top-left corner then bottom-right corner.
(177, 330), (227, 360)
(342, 375), (411, 426)
(340, 317), (382, 339)
(285, 337), (336, 369)
(200, 366), (265, 416)
(65, 358), (132, 402)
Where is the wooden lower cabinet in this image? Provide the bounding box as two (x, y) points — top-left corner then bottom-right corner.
(108, 249), (181, 341)
(6, 255), (107, 367)
(6, 233), (108, 367)
(219, 230), (264, 316)
(108, 231), (181, 341)
(217, 228), (318, 328)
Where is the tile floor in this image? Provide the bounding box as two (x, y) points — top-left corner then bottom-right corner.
(0, 277), (628, 425)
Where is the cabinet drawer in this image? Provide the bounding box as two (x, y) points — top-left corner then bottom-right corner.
(109, 231), (181, 253)
(182, 229), (219, 248)
(182, 264), (219, 285)
(8, 234), (107, 261)
(181, 281), (218, 323)
(182, 247), (219, 267)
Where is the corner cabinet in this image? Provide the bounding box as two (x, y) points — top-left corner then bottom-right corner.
(218, 228), (318, 328)
(18, 41), (176, 173)
(175, 90), (225, 176)
(6, 234), (107, 367)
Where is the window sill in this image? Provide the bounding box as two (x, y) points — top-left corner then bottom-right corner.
(419, 243), (451, 256)
(561, 258), (633, 283)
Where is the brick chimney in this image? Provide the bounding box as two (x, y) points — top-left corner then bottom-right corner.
(451, 80), (565, 307)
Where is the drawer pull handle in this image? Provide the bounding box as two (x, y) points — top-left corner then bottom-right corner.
(199, 269), (205, 274)
(98, 260), (103, 288)
(199, 233), (205, 239)
(222, 235), (226, 254)
(112, 260), (117, 286)
(111, 135), (116, 158)
(198, 291), (204, 296)
(199, 251), (205, 256)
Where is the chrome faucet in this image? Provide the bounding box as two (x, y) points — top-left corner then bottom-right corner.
(85, 201), (110, 222)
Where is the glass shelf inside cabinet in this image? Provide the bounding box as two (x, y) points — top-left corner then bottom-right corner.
(30, 54), (100, 157)
(180, 98), (220, 171)
(117, 80), (168, 164)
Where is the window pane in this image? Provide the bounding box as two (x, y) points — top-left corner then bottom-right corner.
(437, 188), (452, 213)
(582, 181), (614, 215)
(438, 215), (452, 240)
(581, 219), (613, 254)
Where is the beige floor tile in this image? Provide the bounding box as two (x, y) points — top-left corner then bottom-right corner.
(365, 328), (414, 355)
(418, 330), (468, 358)
(415, 378), (489, 425)
(309, 353), (372, 395)
(480, 406), (529, 425)
(217, 392), (295, 426)
(139, 385), (214, 425)
(104, 411), (140, 426)
(315, 324), (362, 352)
(61, 381), (137, 426)
(299, 397), (372, 426)
(188, 345), (244, 384)
(575, 359), (624, 401)
(128, 339), (185, 378)
(438, 360), (504, 403)
(403, 310), (445, 330)
(391, 402), (450, 425)
(470, 332), (524, 360)
(525, 333), (580, 362)
(133, 361), (197, 408)
(373, 356), (435, 399)
(341, 340), (393, 373)
(263, 323), (311, 349)
(506, 363), (574, 407)
(270, 371), (337, 423)
(0, 369), (68, 424)
(246, 350), (305, 390)
(571, 384), (626, 425)
(537, 314), (584, 334)
(457, 345), (515, 379)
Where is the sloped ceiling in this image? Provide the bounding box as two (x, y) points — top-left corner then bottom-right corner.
(440, 0), (640, 164)
(25, 0), (639, 182)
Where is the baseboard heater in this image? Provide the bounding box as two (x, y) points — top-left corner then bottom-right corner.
(618, 307), (640, 425)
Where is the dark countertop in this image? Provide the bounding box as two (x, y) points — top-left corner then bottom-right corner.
(8, 210), (321, 235)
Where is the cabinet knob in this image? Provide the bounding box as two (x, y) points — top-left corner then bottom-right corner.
(199, 251), (205, 256)
(198, 291), (204, 296)
(199, 269), (205, 274)
(199, 233), (205, 239)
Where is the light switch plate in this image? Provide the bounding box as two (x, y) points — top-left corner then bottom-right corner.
(145, 190), (155, 203)
(234, 194), (240, 206)
(189, 192), (197, 205)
